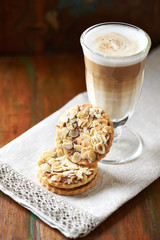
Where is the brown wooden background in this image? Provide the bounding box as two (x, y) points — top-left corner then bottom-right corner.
(0, 0), (160, 55)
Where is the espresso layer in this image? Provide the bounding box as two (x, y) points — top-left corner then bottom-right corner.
(84, 56), (146, 121)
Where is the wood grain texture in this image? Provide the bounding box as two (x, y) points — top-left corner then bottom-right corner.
(0, 54), (160, 240)
(0, 0), (160, 54)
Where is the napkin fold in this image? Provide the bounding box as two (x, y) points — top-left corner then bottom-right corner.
(0, 47), (160, 239)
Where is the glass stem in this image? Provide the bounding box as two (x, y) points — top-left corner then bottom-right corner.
(113, 126), (122, 143)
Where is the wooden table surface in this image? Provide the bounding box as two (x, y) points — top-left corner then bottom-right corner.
(0, 54), (159, 240)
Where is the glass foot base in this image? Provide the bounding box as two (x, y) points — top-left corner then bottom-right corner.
(101, 126), (143, 164)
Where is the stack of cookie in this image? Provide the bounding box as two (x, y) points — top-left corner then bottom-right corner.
(37, 104), (114, 195)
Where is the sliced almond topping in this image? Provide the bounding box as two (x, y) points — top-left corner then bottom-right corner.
(69, 106), (78, 119)
(102, 113), (109, 120)
(67, 123), (75, 131)
(102, 126), (108, 133)
(63, 158), (78, 169)
(53, 163), (61, 169)
(107, 126), (113, 133)
(70, 118), (77, 123)
(89, 108), (95, 117)
(82, 138), (92, 147)
(61, 127), (69, 138)
(81, 168), (92, 175)
(67, 179), (72, 184)
(51, 174), (61, 182)
(81, 147), (89, 159)
(95, 142), (105, 154)
(93, 119), (108, 127)
(72, 122), (77, 128)
(67, 123), (77, 131)
(58, 121), (66, 128)
(40, 163), (51, 172)
(93, 120), (99, 127)
(48, 158), (55, 165)
(62, 140), (73, 150)
(95, 113), (102, 119)
(41, 149), (57, 159)
(63, 170), (73, 176)
(83, 105), (90, 114)
(72, 152), (81, 163)
(76, 170), (83, 179)
(52, 167), (63, 172)
(88, 149), (96, 161)
(94, 131), (103, 142)
(93, 135), (99, 143)
(87, 121), (93, 128)
(56, 139), (62, 149)
(71, 175), (76, 182)
(77, 111), (87, 118)
(37, 159), (46, 167)
(57, 148), (64, 157)
(69, 129), (78, 138)
(95, 125), (101, 131)
(74, 144), (82, 151)
(51, 162), (61, 169)
(101, 134), (108, 145)
(90, 128), (95, 136)
(77, 119), (83, 126)
(81, 120), (88, 127)
(83, 127), (89, 133)
(102, 125), (111, 133)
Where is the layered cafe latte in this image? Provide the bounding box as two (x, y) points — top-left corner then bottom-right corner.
(81, 23), (150, 125)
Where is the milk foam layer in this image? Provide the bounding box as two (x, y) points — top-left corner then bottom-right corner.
(82, 24), (150, 66)
(94, 32), (138, 57)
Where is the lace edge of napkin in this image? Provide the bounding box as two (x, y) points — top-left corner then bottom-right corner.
(0, 161), (101, 239)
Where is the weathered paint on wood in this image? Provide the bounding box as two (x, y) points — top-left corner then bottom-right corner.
(0, 0), (160, 54)
(0, 55), (159, 240)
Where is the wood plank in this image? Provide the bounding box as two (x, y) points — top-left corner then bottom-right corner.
(29, 54), (86, 115)
(0, 1), (160, 54)
(0, 194), (31, 240)
(0, 57), (33, 145)
(0, 57), (33, 239)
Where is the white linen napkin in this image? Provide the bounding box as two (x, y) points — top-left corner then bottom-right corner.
(0, 47), (160, 239)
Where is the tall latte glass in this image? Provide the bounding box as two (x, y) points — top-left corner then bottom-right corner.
(80, 22), (151, 163)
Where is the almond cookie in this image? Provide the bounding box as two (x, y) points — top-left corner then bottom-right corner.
(37, 147), (98, 195)
(56, 104), (114, 166)
(37, 171), (98, 196)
